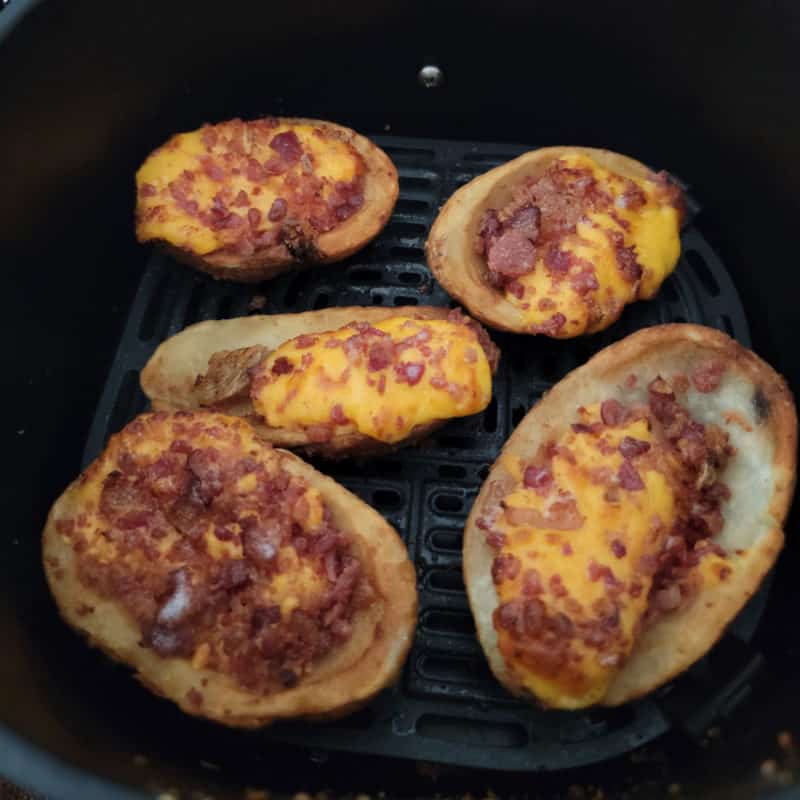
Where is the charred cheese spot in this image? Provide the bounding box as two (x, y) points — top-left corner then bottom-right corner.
(135, 119), (365, 257)
(250, 316), (493, 443)
(481, 153), (681, 337)
(484, 393), (733, 709)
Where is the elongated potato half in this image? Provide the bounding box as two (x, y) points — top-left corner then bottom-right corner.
(426, 146), (667, 334)
(139, 117), (399, 283)
(140, 305), (497, 458)
(43, 435), (417, 728)
(464, 324), (796, 706)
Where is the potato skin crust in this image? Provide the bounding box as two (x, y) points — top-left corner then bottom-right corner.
(42, 413), (417, 728)
(137, 117), (399, 283)
(463, 324), (796, 707)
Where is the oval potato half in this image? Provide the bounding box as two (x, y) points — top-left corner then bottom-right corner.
(43, 417), (417, 728)
(137, 117), (399, 283)
(426, 146), (671, 335)
(464, 324), (796, 706)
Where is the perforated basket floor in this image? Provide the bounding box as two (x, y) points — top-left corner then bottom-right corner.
(83, 136), (765, 772)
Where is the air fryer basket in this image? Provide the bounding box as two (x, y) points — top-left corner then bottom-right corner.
(2, 1), (800, 799)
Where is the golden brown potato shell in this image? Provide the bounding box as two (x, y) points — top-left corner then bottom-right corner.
(426, 146), (673, 335)
(43, 426), (417, 728)
(140, 118), (399, 283)
(140, 305), (499, 458)
(463, 324), (796, 706)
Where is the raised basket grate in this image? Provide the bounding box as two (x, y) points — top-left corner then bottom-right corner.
(82, 135), (763, 772)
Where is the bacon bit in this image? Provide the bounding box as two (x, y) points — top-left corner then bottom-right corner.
(600, 398), (627, 426)
(570, 269), (600, 295)
(625, 374), (637, 389)
(377, 374), (387, 395)
(544, 245), (572, 275)
(201, 127), (218, 149)
(492, 553), (521, 584)
(485, 530), (507, 549)
(618, 460), (645, 490)
(538, 298), (555, 311)
(549, 574), (568, 598)
(506, 280), (525, 299)
(395, 361), (425, 386)
(523, 465), (553, 493)
(271, 357), (293, 376)
(718, 565), (732, 581)
(561, 542), (573, 556)
(268, 197), (287, 221)
(532, 313), (566, 336)
(247, 208), (262, 228)
(619, 436), (651, 458)
(464, 347), (478, 364)
(244, 158), (267, 183)
(330, 404), (349, 425)
(367, 340), (394, 372)
(200, 158), (225, 181)
(270, 131), (303, 162)
(294, 334), (318, 349)
(487, 230), (536, 277)
(610, 539), (627, 559)
(233, 190), (249, 207)
(692, 361), (726, 393)
(140, 183), (157, 197)
(619, 180), (646, 211)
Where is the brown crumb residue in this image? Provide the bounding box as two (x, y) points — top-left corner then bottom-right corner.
(248, 295), (267, 312)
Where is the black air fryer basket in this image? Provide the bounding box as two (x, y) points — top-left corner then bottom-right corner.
(2, 1), (800, 799)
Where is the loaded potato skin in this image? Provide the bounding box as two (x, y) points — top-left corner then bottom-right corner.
(140, 305), (500, 458)
(43, 411), (417, 727)
(136, 117), (398, 283)
(427, 147), (684, 337)
(464, 324), (796, 708)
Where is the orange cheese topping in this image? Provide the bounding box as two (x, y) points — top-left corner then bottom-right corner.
(250, 316), (493, 443)
(135, 118), (365, 257)
(479, 393), (732, 709)
(478, 153), (683, 337)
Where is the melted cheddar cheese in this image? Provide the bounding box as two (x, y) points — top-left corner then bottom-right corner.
(136, 119), (364, 256)
(61, 414), (329, 615)
(488, 403), (729, 708)
(250, 316), (493, 443)
(504, 153), (681, 337)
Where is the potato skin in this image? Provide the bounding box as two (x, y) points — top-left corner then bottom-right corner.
(42, 417), (417, 728)
(463, 324), (796, 707)
(140, 305), (500, 458)
(426, 146), (678, 336)
(138, 117), (399, 283)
